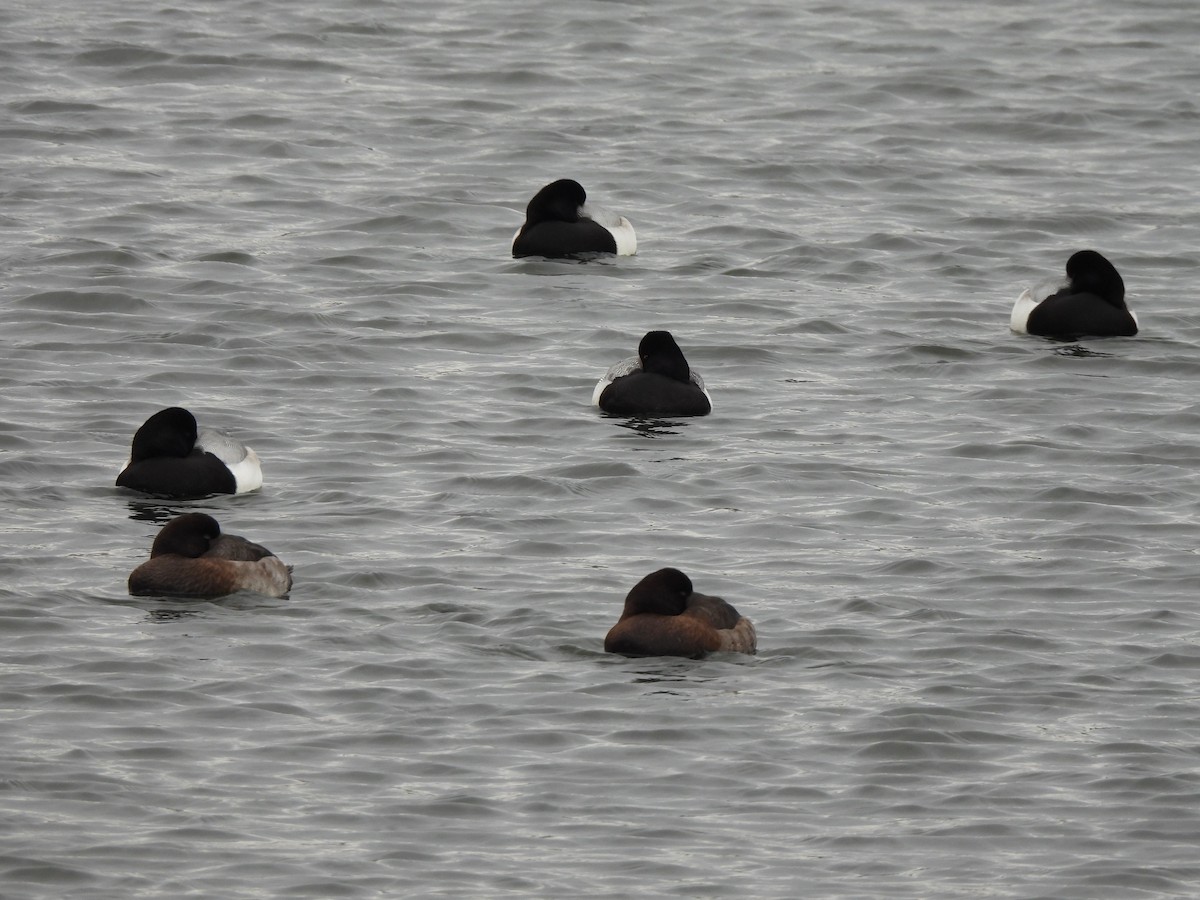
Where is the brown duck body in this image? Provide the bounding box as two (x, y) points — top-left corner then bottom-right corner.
(604, 568), (756, 659)
(128, 513), (292, 599)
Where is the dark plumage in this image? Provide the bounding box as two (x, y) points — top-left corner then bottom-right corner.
(1012, 250), (1137, 339)
(512, 179), (635, 259)
(116, 407), (262, 498)
(604, 568), (756, 659)
(594, 330), (712, 417)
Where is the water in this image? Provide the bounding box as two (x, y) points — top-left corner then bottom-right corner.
(4, 0), (1200, 897)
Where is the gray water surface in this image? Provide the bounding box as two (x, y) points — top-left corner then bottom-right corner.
(4, 1), (1200, 897)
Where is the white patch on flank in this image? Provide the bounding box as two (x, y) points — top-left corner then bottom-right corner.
(1010, 276), (1138, 333)
(1010, 288), (1038, 334)
(196, 428), (263, 493)
(581, 203), (637, 256)
(591, 355), (641, 405)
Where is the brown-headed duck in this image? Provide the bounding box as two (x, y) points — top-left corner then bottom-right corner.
(128, 513), (292, 598)
(604, 567), (756, 658)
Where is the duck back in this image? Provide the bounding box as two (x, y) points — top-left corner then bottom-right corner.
(598, 371), (712, 417)
(1025, 289), (1138, 339)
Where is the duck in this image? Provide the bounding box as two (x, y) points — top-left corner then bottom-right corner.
(512, 179), (637, 259)
(128, 513), (293, 598)
(604, 568), (756, 658)
(592, 330), (712, 417)
(116, 407), (263, 498)
(1010, 249), (1138, 339)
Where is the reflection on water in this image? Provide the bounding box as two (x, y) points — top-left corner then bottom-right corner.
(125, 498), (236, 523)
(125, 499), (187, 524)
(609, 417), (693, 438)
(145, 606), (206, 624)
(1052, 343), (1115, 359)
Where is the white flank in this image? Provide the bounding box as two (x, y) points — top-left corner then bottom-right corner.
(592, 355), (641, 406)
(607, 216), (638, 256)
(1010, 288), (1038, 334)
(581, 203), (637, 256)
(196, 428), (263, 493)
